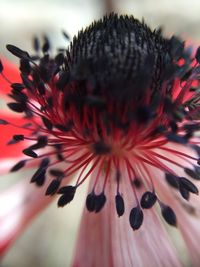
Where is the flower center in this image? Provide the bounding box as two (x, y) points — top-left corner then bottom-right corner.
(1, 13), (200, 230)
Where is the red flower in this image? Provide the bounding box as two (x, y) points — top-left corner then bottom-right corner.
(1, 13), (200, 266)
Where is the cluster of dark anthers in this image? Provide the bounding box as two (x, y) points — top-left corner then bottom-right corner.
(1, 13), (200, 230)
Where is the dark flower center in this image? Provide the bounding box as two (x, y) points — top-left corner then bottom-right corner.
(71, 14), (172, 96)
(1, 13), (200, 231)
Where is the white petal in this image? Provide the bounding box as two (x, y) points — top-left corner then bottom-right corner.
(0, 178), (54, 257)
(155, 169), (200, 267)
(72, 169), (182, 267)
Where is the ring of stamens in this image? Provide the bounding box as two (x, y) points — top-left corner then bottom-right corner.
(1, 13), (200, 230)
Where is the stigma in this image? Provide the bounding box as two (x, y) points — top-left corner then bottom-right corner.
(1, 13), (200, 230)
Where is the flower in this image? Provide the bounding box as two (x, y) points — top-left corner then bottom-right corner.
(1, 13), (200, 266)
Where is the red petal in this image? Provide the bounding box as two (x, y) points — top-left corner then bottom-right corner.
(0, 58), (20, 97)
(0, 111), (30, 159)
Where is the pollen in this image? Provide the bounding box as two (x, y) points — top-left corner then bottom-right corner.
(1, 13), (200, 231)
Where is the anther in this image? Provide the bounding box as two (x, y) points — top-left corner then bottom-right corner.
(33, 36), (40, 52)
(179, 177), (199, 195)
(6, 44), (30, 59)
(140, 191), (157, 209)
(49, 169), (65, 178)
(57, 186), (76, 207)
(195, 46), (200, 63)
(0, 59), (3, 73)
(23, 148), (38, 158)
(115, 193), (125, 217)
(7, 102), (27, 113)
(45, 179), (61, 196)
(161, 204), (177, 227)
(86, 192), (96, 212)
(10, 160), (27, 172)
(30, 167), (46, 186)
(129, 206), (144, 230)
(0, 119), (9, 125)
(13, 135), (24, 141)
(95, 192), (106, 213)
(184, 167), (200, 180)
(165, 173), (179, 189)
(41, 116), (53, 130)
(133, 178), (142, 188)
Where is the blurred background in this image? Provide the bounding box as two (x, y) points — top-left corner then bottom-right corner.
(0, 0), (200, 266)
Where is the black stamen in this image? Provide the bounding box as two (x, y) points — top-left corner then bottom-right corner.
(37, 135), (48, 147)
(86, 192), (96, 212)
(10, 160), (26, 172)
(57, 186), (76, 207)
(55, 123), (72, 132)
(165, 133), (187, 144)
(165, 173), (179, 188)
(13, 134), (24, 141)
(40, 157), (50, 168)
(7, 102), (27, 113)
(55, 53), (65, 66)
(42, 116), (53, 130)
(45, 179), (61, 196)
(140, 191), (157, 209)
(42, 35), (50, 53)
(21, 74), (34, 91)
(184, 167), (200, 180)
(20, 59), (31, 75)
(62, 30), (70, 41)
(179, 186), (190, 200)
(170, 36), (184, 60)
(56, 153), (65, 161)
(0, 59), (3, 73)
(161, 205), (177, 226)
(0, 119), (9, 125)
(95, 192), (106, 212)
(57, 185), (76, 195)
(179, 177), (199, 195)
(133, 178), (142, 188)
(29, 136), (48, 150)
(56, 71), (70, 91)
(129, 206), (143, 230)
(115, 193), (125, 217)
(9, 89), (28, 103)
(33, 36), (40, 52)
(49, 169), (65, 178)
(30, 168), (46, 186)
(23, 148), (38, 158)
(7, 139), (21, 145)
(195, 46), (200, 63)
(6, 44), (30, 59)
